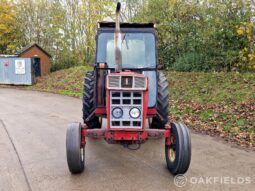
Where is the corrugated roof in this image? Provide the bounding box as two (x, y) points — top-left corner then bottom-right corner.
(0, 54), (17, 58)
(17, 43), (52, 58)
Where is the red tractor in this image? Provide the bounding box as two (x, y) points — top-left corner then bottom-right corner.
(66, 2), (191, 175)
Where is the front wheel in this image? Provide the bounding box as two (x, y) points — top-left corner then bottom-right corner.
(66, 122), (85, 174)
(165, 122), (191, 175)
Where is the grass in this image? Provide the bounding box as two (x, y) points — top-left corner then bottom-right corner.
(164, 71), (254, 147)
(25, 67), (255, 105)
(2, 66), (254, 147)
(165, 71), (255, 104)
(25, 65), (91, 97)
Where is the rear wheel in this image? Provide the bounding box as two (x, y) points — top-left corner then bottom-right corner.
(150, 72), (169, 129)
(66, 122), (85, 174)
(82, 71), (101, 129)
(165, 122), (191, 175)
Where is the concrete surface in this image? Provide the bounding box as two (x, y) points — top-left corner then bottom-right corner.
(0, 88), (254, 191)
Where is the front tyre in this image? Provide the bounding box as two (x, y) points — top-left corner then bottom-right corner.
(66, 122), (85, 174)
(165, 122), (191, 175)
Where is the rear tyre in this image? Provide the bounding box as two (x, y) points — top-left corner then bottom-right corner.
(165, 122), (191, 175)
(150, 72), (169, 129)
(82, 71), (101, 129)
(66, 122), (85, 174)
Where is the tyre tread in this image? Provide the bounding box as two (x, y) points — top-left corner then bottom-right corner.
(82, 71), (101, 129)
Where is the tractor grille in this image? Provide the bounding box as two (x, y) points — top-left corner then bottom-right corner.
(108, 76), (121, 88)
(108, 75), (146, 89)
(110, 91), (143, 129)
(134, 77), (146, 88)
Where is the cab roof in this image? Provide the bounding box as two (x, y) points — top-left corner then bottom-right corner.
(98, 22), (155, 29)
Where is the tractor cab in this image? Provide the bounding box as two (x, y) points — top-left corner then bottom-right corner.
(96, 22), (156, 70)
(94, 22), (157, 113)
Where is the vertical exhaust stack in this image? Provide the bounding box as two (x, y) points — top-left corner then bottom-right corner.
(115, 2), (122, 72)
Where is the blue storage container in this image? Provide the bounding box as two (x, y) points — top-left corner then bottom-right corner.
(0, 57), (34, 85)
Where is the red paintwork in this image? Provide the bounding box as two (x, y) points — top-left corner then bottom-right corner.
(106, 85), (111, 130)
(80, 128), (87, 147)
(147, 108), (157, 115)
(142, 89), (148, 129)
(95, 108), (106, 114)
(95, 72), (156, 117)
(105, 131), (148, 141)
(88, 71), (165, 146)
(80, 124), (171, 145)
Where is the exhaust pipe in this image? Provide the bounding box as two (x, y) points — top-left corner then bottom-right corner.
(115, 2), (122, 72)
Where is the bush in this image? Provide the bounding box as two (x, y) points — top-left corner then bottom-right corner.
(133, 0), (254, 72)
(51, 55), (82, 72)
(173, 52), (210, 72)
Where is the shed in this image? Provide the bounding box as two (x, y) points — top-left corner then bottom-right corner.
(17, 43), (51, 76)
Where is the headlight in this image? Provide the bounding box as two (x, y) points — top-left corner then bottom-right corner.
(129, 107), (141, 119)
(112, 107), (123, 119)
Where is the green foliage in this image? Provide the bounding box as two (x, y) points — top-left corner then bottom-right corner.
(51, 51), (82, 72)
(51, 58), (80, 72)
(0, 0), (23, 53)
(174, 52), (210, 72)
(1, 0), (254, 72)
(25, 65), (255, 106)
(236, 118), (246, 126)
(4, 0), (114, 70)
(133, 0), (255, 72)
(199, 110), (213, 122)
(27, 65), (91, 97)
(165, 71), (255, 104)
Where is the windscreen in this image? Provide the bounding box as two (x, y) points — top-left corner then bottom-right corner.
(97, 33), (156, 68)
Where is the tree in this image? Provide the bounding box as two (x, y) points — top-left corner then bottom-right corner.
(0, 0), (22, 54)
(133, 0), (254, 72)
(15, 0), (114, 70)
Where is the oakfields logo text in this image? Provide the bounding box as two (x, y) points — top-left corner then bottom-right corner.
(174, 174), (252, 187)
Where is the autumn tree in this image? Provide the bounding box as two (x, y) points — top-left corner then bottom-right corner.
(133, 0), (255, 72)
(0, 0), (23, 54)
(15, 0), (114, 70)
(1, 0), (253, 72)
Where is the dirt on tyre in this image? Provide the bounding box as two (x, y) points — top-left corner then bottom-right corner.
(82, 71), (101, 129)
(165, 122), (191, 175)
(150, 72), (169, 129)
(66, 122), (85, 174)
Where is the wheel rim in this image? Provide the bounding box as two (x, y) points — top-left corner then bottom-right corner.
(80, 147), (85, 162)
(168, 134), (176, 162)
(169, 148), (176, 162)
